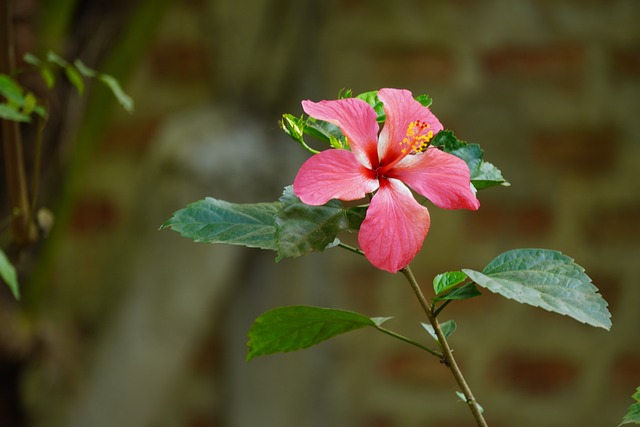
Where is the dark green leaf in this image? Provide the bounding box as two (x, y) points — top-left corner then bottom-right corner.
(619, 386), (640, 426)
(247, 305), (376, 360)
(433, 282), (482, 302)
(0, 249), (19, 300)
(275, 187), (363, 261)
(303, 117), (345, 146)
(161, 197), (281, 250)
(422, 319), (457, 342)
(433, 271), (468, 295)
(431, 130), (508, 189)
(463, 249), (612, 330)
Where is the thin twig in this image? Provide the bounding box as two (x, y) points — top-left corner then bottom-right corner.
(401, 265), (488, 427)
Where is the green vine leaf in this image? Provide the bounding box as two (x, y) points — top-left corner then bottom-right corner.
(0, 249), (20, 300)
(422, 320), (457, 343)
(161, 198), (281, 250)
(247, 306), (377, 360)
(275, 186), (365, 261)
(619, 386), (640, 426)
(463, 249), (612, 330)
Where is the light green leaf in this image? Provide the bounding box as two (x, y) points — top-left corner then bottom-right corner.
(65, 65), (85, 94)
(433, 271), (468, 295)
(275, 186), (365, 261)
(23, 53), (42, 66)
(463, 249), (612, 330)
(422, 320), (457, 342)
(161, 197), (282, 250)
(0, 75), (25, 105)
(0, 104), (29, 122)
(0, 249), (20, 300)
(456, 391), (484, 414)
(619, 386), (640, 425)
(73, 59), (97, 78)
(247, 306), (376, 360)
(39, 68), (56, 88)
(98, 74), (134, 112)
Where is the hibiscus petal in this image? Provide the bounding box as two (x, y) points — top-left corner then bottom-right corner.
(293, 149), (379, 205)
(389, 147), (480, 210)
(358, 179), (430, 273)
(377, 88), (444, 166)
(302, 98), (379, 168)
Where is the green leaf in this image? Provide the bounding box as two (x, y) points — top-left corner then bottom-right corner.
(161, 197), (282, 250)
(433, 282), (482, 302)
(65, 65), (85, 94)
(303, 117), (345, 146)
(39, 68), (55, 88)
(422, 319), (457, 342)
(415, 93), (433, 108)
(431, 130), (509, 189)
(98, 74), (134, 112)
(0, 104), (30, 122)
(0, 75), (25, 105)
(463, 249), (612, 330)
(73, 59), (98, 78)
(356, 90), (385, 122)
(619, 386), (640, 426)
(247, 305), (376, 360)
(456, 391), (484, 414)
(275, 186), (364, 261)
(433, 271), (468, 295)
(0, 249), (20, 300)
(46, 50), (68, 67)
(23, 53), (42, 66)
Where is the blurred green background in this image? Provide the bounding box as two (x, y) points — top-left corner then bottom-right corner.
(1, 0), (639, 426)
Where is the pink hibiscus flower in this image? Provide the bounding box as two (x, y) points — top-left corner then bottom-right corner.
(293, 88), (480, 273)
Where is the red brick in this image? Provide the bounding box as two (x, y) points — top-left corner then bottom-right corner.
(372, 46), (456, 84)
(613, 48), (640, 76)
(148, 41), (209, 81)
(70, 194), (120, 234)
(100, 119), (161, 153)
(583, 204), (640, 245)
(468, 199), (554, 239)
(490, 351), (579, 395)
(483, 45), (584, 83)
(379, 351), (455, 386)
(531, 127), (618, 174)
(611, 352), (640, 396)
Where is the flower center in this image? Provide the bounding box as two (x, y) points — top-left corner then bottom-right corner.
(400, 120), (434, 155)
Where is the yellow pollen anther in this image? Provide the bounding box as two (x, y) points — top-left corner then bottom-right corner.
(400, 120), (434, 154)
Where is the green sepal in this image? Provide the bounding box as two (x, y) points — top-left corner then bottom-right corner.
(247, 305), (378, 360)
(463, 249), (612, 330)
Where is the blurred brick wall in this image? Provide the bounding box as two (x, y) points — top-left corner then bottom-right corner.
(52, 0), (639, 426)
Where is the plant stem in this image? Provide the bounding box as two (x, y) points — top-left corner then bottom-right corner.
(1, 0), (36, 246)
(375, 325), (443, 358)
(401, 265), (488, 427)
